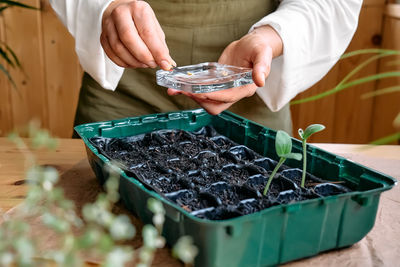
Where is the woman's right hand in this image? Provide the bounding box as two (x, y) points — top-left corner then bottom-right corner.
(101, 0), (175, 70)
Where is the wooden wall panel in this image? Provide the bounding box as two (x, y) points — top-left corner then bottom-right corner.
(371, 4), (400, 142)
(0, 16), (13, 136)
(290, 65), (339, 142)
(4, 0), (49, 130)
(332, 5), (384, 143)
(291, 1), (387, 144)
(41, 2), (81, 138)
(0, 0), (81, 138)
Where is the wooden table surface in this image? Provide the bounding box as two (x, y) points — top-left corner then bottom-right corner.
(1, 138), (399, 266)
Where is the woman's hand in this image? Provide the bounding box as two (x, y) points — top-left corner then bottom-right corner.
(168, 25), (283, 115)
(101, 0), (175, 70)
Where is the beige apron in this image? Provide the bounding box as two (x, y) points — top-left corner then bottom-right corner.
(74, 0), (292, 134)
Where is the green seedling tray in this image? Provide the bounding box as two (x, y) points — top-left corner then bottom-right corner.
(75, 109), (396, 267)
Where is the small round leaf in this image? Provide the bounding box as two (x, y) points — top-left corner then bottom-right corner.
(298, 128), (304, 139)
(275, 130), (292, 157)
(284, 152), (302, 161)
(303, 124), (326, 140)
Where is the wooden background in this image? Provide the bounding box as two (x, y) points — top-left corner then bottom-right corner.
(0, 0), (399, 143)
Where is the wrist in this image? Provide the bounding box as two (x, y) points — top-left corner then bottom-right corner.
(252, 25), (283, 58)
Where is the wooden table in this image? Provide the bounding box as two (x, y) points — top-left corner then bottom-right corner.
(1, 138), (399, 266)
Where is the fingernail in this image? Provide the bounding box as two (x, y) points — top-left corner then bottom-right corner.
(171, 59), (177, 67)
(161, 60), (172, 70)
(148, 61), (157, 68)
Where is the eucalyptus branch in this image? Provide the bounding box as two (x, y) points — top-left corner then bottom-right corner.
(1, 124), (198, 266)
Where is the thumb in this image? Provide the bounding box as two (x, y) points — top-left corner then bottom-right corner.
(252, 46), (272, 87)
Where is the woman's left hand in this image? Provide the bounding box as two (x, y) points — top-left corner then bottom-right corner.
(167, 25), (283, 115)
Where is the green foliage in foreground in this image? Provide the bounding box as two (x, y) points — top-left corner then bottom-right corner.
(0, 122), (198, 266)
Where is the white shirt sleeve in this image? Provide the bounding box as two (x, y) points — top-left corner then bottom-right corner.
(250, 0), (363, 112)
(49, 0), (124, 90)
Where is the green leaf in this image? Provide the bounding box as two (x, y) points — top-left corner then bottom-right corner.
(41, 213), (69, 233)
(340, 48), (400, 59)
(0, 0), (38, 10)
(98, 233), (114, 252)
(361, 86), (400, 99)
(298, 128), (304, 139)
(0, 63), (16, 87)
(0, 6), (9, 12)
(103, 247), (133, 267)
(147, 198), (164, 214)
(386, 59), (400, 67)
(394, 113), (400, 128)
(302, 124), (326, 140)
(370, 132), (400, 145)
(291, 49), (400, 105)
(109, 215), (136, 241)
(5, 44), (20, 67)
(142, 225), (159, 249)
(172, 236), (198, 264)
(291, 71), (400, 105)
(283, 152), (302, 161)
(0, 46), (15, 67)
(275, 130), (292, 157)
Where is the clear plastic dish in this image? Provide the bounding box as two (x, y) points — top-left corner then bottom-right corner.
(156, 62), (253, 93)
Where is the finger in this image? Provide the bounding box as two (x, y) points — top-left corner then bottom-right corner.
(192, 84), (257, 103)
(190, 97), (233, 116)
(167, 88), (182, 96)
(153, 19), (177, 68)
(100, 32), (129, 68)
(112, 5), (157, 67)
(252, 46), (272, 87)
(104, 17), (149, 67)
(218, 41), (237, 65)
(131, 3), (173, 70)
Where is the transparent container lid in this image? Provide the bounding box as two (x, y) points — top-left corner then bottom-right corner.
(156, 62), (253, 93)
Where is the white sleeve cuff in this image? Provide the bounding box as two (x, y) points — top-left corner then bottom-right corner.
(249, 0), (362, 112)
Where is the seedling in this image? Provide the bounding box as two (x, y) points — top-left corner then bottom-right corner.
(298, 124), (326, 188)
(263, 130), (302, 196)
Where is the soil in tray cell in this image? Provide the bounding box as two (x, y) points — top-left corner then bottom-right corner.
(90, 126), (353, 220)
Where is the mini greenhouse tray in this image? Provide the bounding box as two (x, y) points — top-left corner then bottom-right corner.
(75, 109), (396, 267)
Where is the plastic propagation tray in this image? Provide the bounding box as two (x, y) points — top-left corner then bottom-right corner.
(156, 62), (253, 93)
(75, 109), (396, 267)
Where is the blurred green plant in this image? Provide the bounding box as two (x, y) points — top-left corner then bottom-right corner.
(0, 0), (37, 87)
(291, 49), (400, 144)
(0, 121), (198, 266)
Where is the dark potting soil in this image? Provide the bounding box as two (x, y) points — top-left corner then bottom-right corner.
(90, 126), (351, 220)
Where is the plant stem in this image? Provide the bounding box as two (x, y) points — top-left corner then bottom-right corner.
(301, 139), (307, 188)
(263, 157), (285, 196)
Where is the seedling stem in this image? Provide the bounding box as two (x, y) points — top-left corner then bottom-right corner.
(298, 124), (325, 188)
(263, 157), (285, 195)
(301, 139), (307, 188)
